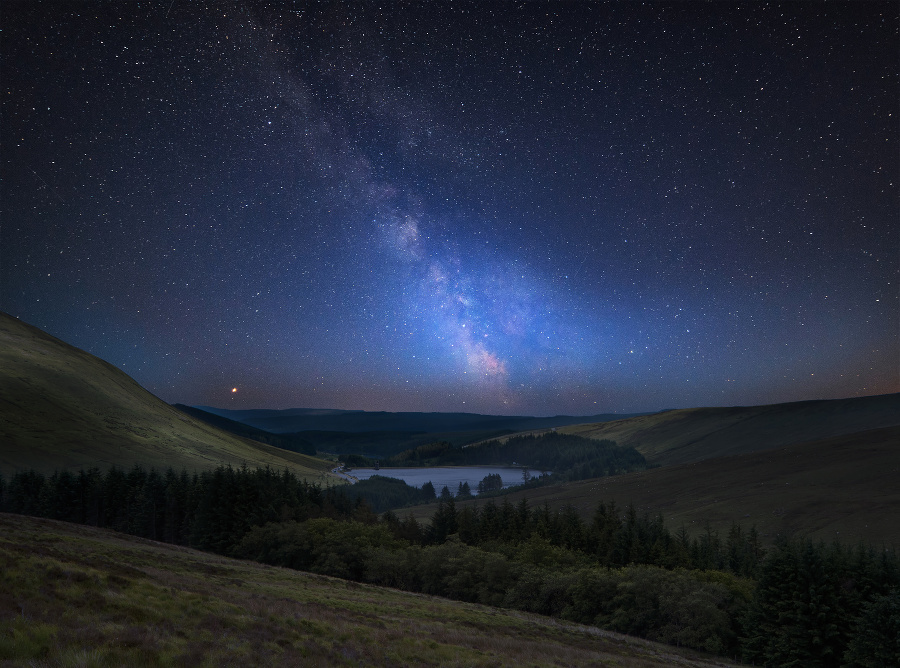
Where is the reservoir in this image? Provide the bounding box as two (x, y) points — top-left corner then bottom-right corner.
(338, 466), (544, 493)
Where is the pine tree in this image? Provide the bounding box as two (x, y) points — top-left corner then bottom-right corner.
(499, 498), (520, 542)
(427, 498), (458, 544)
(557, 504), (587, 552)
(455, 505), (478, 544)
(742, 538), (845, 667)
(479, 501), (501, 543)
(398, 513), (424, 544)
(516, 498), (531, 541)
(742, 537), (805, 665)
(843, 589), (900, 666)
(76, 468), (103, 527)
(591, 501), (619, 566)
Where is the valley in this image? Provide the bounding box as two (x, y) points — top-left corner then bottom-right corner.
(3, 3), (897, 664)
(2, 311), (898, 665)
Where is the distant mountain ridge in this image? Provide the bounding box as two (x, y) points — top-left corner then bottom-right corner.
(195, 405), (648, 434)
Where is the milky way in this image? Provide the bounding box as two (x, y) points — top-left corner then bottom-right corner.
(1, 3), (897, 415)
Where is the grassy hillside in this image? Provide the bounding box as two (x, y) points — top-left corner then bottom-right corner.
(0, 513), (737, 667)
(414, 426), (900, 547)
(202, 404), (647, 436)
(250, 428), (518, 459)
(559, 393), (900, 466)
(0, 313), (331, 480)
(172, 404), (316, 455)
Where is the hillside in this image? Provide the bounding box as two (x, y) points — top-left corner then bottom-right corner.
(200, 404), (647, 435)
(415, 426), (900, 547)
(172, 404), (316, 455)
(0, 313), (331, 479)
(559, 393), (900, 466)
(0, 513), (736, 667)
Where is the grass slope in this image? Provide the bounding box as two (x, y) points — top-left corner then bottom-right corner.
(559, 393), (900, 466)
(416, 427), (900, 547)
(0, 313), (331, 480)
(0, 513), (738, 667)
(202, 405), (647, 436)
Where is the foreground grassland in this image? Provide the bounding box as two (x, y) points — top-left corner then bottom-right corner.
(0, 313), (332, 480)
(0, 513), (738, 667)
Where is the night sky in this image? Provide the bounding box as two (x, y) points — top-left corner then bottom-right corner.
(2, 2), (897, 416)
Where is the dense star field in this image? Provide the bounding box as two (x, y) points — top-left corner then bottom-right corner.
(2, 2), (897, 415)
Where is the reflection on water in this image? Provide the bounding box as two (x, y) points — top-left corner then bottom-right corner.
(338, 466), (546, 494)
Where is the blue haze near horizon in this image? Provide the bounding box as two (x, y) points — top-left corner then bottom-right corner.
(2, 3), (897, 416)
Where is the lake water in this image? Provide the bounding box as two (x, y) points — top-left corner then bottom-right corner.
(338, 466), (544, 494)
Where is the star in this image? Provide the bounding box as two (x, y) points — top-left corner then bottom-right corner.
(0, 3), (895, 415)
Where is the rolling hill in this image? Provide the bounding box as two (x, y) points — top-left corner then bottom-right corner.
(199, 404), (647, 435)
(412, 425), (900, 547)
(4, 309), (897, 549)
(559, 393), (900, 466)
(172, 403), (316, 454)
(0, 313), (331, 479)
(0, 512), (737, 667)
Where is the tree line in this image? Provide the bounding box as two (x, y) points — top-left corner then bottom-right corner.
(0, 465), (370, 550)
(1, 465), (897, 664)
(343, 472), (530, 514)
(386, 432), (649, 476)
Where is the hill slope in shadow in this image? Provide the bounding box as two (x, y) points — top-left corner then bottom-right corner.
(422, 426), (900, 547)
(0, 313), (329, 478)
(561, 393), (900, 466)
(199, 405), (647, 435)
